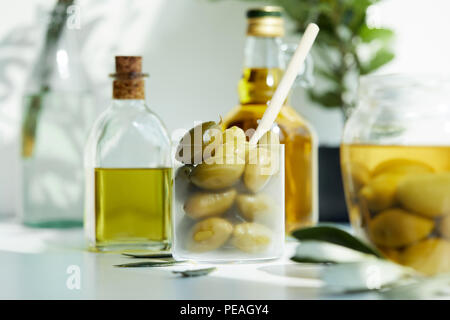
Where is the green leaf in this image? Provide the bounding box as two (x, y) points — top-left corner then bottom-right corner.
(344, 0), (373, 33)
(291, 225), (384, 258)
(114, 260), (183, 268)
(173, 267), (217, 277)
(359, 25), (394, 43)
(315, 67), (341, 84)
(360, 48), (395, 75)
(121, 251), (172, 258)
(308, 90), (342, 108)
(291, 256), (337, 264)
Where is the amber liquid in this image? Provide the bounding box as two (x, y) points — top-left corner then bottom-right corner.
(94, 168), (172, 250)
(224, 68), (316, 232)
(341, 144), (450, 275)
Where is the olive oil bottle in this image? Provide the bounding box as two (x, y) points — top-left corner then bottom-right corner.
(223, 7), (318, 232)
(84, 56), (172, 252)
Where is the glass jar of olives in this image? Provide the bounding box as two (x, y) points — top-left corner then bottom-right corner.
(172, 122), (285, 262)
(341, 74), (450, 275)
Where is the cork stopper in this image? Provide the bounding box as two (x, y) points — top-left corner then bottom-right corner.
(111, 56), (148, 100)
(115, 56), (142, 74)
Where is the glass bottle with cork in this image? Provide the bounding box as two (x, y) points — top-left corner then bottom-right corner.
(223, 7), (318, 233)
(84, 56), (172, 252)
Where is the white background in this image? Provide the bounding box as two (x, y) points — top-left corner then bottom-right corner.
(0, 0), (450, 216)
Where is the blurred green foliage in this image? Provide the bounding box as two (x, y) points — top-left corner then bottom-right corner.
(216, 0), (395, 115)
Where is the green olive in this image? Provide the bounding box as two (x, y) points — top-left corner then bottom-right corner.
(190, 162), (245, 190)
(359, 173), (404, 212)
(189, 217), (233, 252)
(368, 208), (434, 248)
(175, 121), (222, 164)
(244, 147), (279, 193)
(184, 189), (237, 219)
(397, 172), (450, 218)
(236, 193), (274, 221)
(231, 222), (273, 253)
(219, 126), (247, 161)
(400, 238), (450, 275)
(372, 159), (434, 177)
(359, 160), (436, 213)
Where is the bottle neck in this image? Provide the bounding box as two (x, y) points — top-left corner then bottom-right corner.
(112, 78), (145, 100)
(27, 0), (88, 94)
(243, 36), (283, 68)
(111, 99), (146, 109)
(238, 36), (285, 106)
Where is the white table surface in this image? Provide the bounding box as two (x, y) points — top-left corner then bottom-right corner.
(0, 219), (447, 300)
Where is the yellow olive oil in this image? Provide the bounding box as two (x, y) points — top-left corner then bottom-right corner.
(238, 68), (284, 105)
(341, 144), (450, 275)
(224, 67), (316, 232)
(94, 168), (172, 250)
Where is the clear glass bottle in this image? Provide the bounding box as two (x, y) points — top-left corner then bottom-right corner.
(223, 7), (317, 233)
(20, 0), (95, 227)
(341, 74), (450, 275)
(84, 56), (172, 252)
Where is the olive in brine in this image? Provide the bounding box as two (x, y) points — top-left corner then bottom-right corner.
(236, 193), (274, 221)
(184, 189), (237, 219)
(359, 173), (403, 212)
(175, 121), (222, 164)
(213, 126), (247, 163)
(189, 217), (233, 252)
(368, 208), (434, 248)
(397, 172), (450, 218)
(190, 162), (245, 190)
(372, 159), (434, 177)
(400, 238), (450, 275)
(359, 159), (435, 213)
(231, 222), (273, 253)
(244, 147), (279, 193)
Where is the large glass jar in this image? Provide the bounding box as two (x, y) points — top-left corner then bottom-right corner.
(341, 74), (450, 275)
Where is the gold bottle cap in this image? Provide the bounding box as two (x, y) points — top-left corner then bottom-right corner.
(246, 6), (284, 38)
(110, 56), (148, 100)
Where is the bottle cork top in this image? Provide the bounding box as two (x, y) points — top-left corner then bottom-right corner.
(115, 56), (142, 74)
(111, 56), (148, 79)
(111, 56), (148, 99)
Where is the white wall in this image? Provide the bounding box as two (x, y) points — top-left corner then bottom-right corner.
(1, 0), (450, 216)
